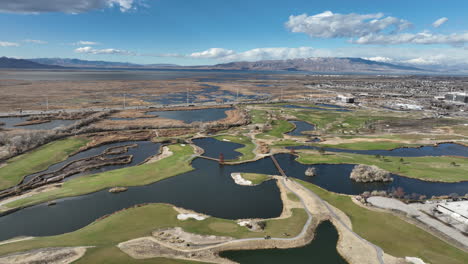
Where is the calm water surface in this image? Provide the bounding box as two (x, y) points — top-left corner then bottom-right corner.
(286, 143), (468, 157)
(220, 221), (347, 264)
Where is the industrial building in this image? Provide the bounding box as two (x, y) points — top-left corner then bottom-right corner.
(445, 92), (468, 103)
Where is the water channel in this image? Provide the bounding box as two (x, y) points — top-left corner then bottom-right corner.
(220, 221), (347, 264)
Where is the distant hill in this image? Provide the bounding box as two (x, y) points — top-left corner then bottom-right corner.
(206, 57), (424, 73)
(30, 58), (178, 68)
(0, 57), (63, 69)
(4, 56), (429, 73)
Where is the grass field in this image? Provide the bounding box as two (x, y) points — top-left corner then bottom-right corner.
(0, 204), (307, 262)
(213, 135), (256, 161)
(240, 173), (271, 185)
(3, 144), (195, 210)
(0, 137), (89, 190)
(297, 151), (468, 182)
(297, 180), (468, 264)
(256, 120), (294, 139)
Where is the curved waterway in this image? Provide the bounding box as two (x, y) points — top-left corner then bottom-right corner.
(286, 143), (468, 157)
(146, 107), (231, 123)
(0, 157), (282, 241)
(0, 117), (77, 130)
(220, 221), (347, 264)
(287, 121), (316, 137)
(1, 140), (466, 241)
(21, 141), (161, 185)
(193, 137), (243, 160)
(275, 153), (468, 196)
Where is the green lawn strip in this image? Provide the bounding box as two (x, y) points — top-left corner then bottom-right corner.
(213, 135), (256, 161)
(239, 173), (271, 185)
(296, 180), (468, 264)
(250, 109), (269, 124)
(271, 139), (303, 147)
(316, 141), (422, 150)
(75, 246), (206, 264)
(4, 144), (195, 210)
(287, 192), (300, 202)
(0, 204), (307, 258)
(296, 151), (468, 182)
(0, 137), (90, 190)
(256, 120), (294, 139)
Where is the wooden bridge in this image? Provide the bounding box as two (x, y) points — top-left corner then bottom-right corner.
(270, 155), (286, 177)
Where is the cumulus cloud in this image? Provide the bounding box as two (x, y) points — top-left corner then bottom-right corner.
(189, 48), (235, 59)
(24, 39), (47, 44)
(353, 32), (468, 45)
(432, 17), (448, 28)
(286, 11), (411, 38)
(0, 41), (19, 47)
(286, 11), (467, 46)
(164, 47), (329, 62)
(74, 46), (135, 55)
(0, 0), (140, 14)
(74, 41), (100, 46)
(363, 56), (393, 63)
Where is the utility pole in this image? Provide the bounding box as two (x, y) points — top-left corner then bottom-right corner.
(186, 88), (190, 106)
(236, 87), (239, 102)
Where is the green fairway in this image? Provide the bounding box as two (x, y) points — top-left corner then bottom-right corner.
(256, 119), (294, 139)
(0, 204), (307, 262)
(214, 135), (256, 161)
(297, 180), (468, 264)
(3, 144), (195, 210)
(296, 151), (468, 182)
(0, 137), (90, 190)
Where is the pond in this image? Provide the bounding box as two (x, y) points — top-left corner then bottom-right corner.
(0, 156), (282, 241)
(286, 143), (468, 158)
(287, 121), (316, 137)
(275, 153), (468, 197)
(0, 141), (466, 241)
(192, 137), (243, 160)
(220, 221), (347, 264)
(20, 141), (161, 185)
(146, 107), (232, 123)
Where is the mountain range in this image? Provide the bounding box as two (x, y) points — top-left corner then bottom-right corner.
(0, 56), (462, 74)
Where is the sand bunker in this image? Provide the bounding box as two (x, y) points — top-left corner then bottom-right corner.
(177, 213), (206, 221)
(230, 173), (252, 186)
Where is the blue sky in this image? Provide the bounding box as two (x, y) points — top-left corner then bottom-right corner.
(1, 0), (468, 65)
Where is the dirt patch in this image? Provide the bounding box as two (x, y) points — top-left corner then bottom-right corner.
(152, 227), (233, 250)
(145, 146), (173, 164)
(118, 237), (228, 263)
(0, 247), (89, 264)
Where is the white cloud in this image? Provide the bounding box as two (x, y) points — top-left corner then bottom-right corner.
(167, 47), (329, 62)
(75, 41), (100, 46)
(0, 41), (19, 47)
(285, 11), (411, 38)
(24, 39), (47, 44)
(223, 47), (329, 61)
(363, 56), (393, 63)
(353, 32), (468, 45)
(189, 48), (235, 59)
(0, 0), (141, 14)
(432, 17), (448, 28)
(74, 46), (135, 55)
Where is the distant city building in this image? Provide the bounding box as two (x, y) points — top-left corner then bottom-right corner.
(336, 95), (355, 103)
(445, 93), (468, 103)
